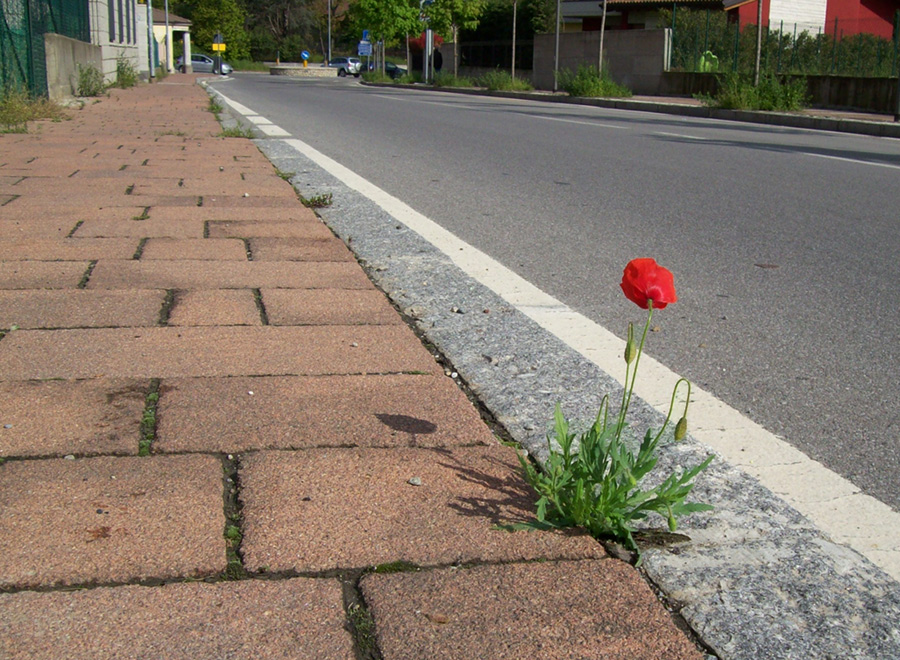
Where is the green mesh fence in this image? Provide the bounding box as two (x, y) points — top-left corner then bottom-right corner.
(1, 0), (90, 97)
(664, 8), (900, 78)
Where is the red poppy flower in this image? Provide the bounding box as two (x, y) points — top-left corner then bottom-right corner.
(620, 258), (677, 310)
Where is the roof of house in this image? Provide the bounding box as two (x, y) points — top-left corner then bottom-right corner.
(595, 0), (723, 5)
(152, 8), (191, 26)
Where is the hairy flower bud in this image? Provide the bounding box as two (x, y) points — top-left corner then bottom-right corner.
(624, 339), (636, 364)
(674, 417), (688, 441)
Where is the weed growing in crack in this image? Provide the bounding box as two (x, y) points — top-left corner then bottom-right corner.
(138, 383), (160, 456)
(300, 192), (333, 208)
(218, 126), (253, 139)
(347, 603), (378, 655)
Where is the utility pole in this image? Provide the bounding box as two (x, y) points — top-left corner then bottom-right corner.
(164, 0), (172, 73)
(598, 0), (607, 74)
(146, 0), (155, 80)
(512, 0), (517, 79)
(553, 0), (560, 91)
(754, 0), (763, 86)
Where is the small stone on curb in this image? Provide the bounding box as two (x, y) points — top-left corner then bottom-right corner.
(407, 477), (423, 486)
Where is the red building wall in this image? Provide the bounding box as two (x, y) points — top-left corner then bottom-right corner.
(733, 0), (897, 37)
(826, 0), (897, 38)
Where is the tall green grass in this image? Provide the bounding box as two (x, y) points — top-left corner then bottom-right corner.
(477, 70), (533, 91)
(701, 73), (808, 111)
(557, 65), (632, 98)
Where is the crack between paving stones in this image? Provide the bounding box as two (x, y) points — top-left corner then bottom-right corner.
(138, 380), (160, 456)
(133, 237), (149, 259)
(638, 565), (721, 659)
(221, 455), (248, 581)
(252, 288), (269, 325)
(77, 260), (97, 289)
(158, 290), (176, 326)
(66, 220), (84, 238)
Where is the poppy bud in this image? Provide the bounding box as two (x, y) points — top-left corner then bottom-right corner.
(674, 417), (688, 441)
(624, 339), (636, 364)
(624, 323), (636, 364)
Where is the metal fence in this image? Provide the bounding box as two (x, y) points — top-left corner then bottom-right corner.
(665, 8), (900, 78)
(1, 0), (91, 97)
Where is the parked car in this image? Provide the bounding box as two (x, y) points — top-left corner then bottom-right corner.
(326, 57), (361, 77)
(176, 53), (233, 75)
(366, 61), (407, 79)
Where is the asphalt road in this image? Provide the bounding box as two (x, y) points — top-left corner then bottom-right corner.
(214, 74), (900, 511)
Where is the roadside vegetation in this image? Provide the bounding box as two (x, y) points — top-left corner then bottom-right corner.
(0, 90), (67, 133)
(558, 64), (632, 98)
(699, 72), (809, 111)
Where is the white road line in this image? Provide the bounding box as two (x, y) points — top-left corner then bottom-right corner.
(214, 89), (900, 581)
(653, 131), (710, 140)
(803, 152), (900, 170)
(535, 115), (627, 129)
(373, 94), (626, 129)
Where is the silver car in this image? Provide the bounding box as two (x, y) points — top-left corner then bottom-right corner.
(177, 53), (233, 75)
(326, 57), (361, 77)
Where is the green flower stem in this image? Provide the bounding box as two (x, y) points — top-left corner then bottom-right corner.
(616, 302), (654, 442)
(651, 378), (692, 446)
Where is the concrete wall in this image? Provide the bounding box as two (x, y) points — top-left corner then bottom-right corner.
(44, 34), (103, 101)
(533, 29), (671, 94)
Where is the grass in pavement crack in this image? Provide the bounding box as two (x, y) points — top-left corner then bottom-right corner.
(252, 288), (269, 325)
(132, 237), (148, 259)
(66, 220), (84, 238)
(138, 380), (160, 456)
(343, 578), (383, 660)
(158, 290), (175, 326)
(222, 456), (248, 580)
(77, 260), (97, 289)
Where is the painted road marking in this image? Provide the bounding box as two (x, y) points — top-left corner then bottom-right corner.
(803, 152), (900, 170)
(213, 89), (900, 581)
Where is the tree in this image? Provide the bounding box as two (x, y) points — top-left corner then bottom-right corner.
(425, 0), (485, 75)
(349, 0), (419, 48)
(190, 0), (251, 60)
(347, 0), (419, 74)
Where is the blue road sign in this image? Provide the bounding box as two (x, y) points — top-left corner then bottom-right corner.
(358, 41), (372, 57)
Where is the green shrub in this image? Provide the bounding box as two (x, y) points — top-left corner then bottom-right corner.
(362, 71), (394, 83)
(77, 63), (105, 97)
(433, 72), (474, 87)
(115, 56), (139, 89)
(478, 70), (533, 91)
(704, 72), (808, 111)
(558, 64), (632, 98)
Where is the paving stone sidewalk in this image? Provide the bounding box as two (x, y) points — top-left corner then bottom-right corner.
(0, 76), (704, 659)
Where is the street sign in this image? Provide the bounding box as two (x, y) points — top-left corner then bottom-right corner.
(212, 43), (226, 52)
(362, 30), (370, 41)
(358, 40), (372, 56)
(300, 50), (310, 61)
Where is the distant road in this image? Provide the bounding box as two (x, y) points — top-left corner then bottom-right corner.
(215, 74), (900, 512)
